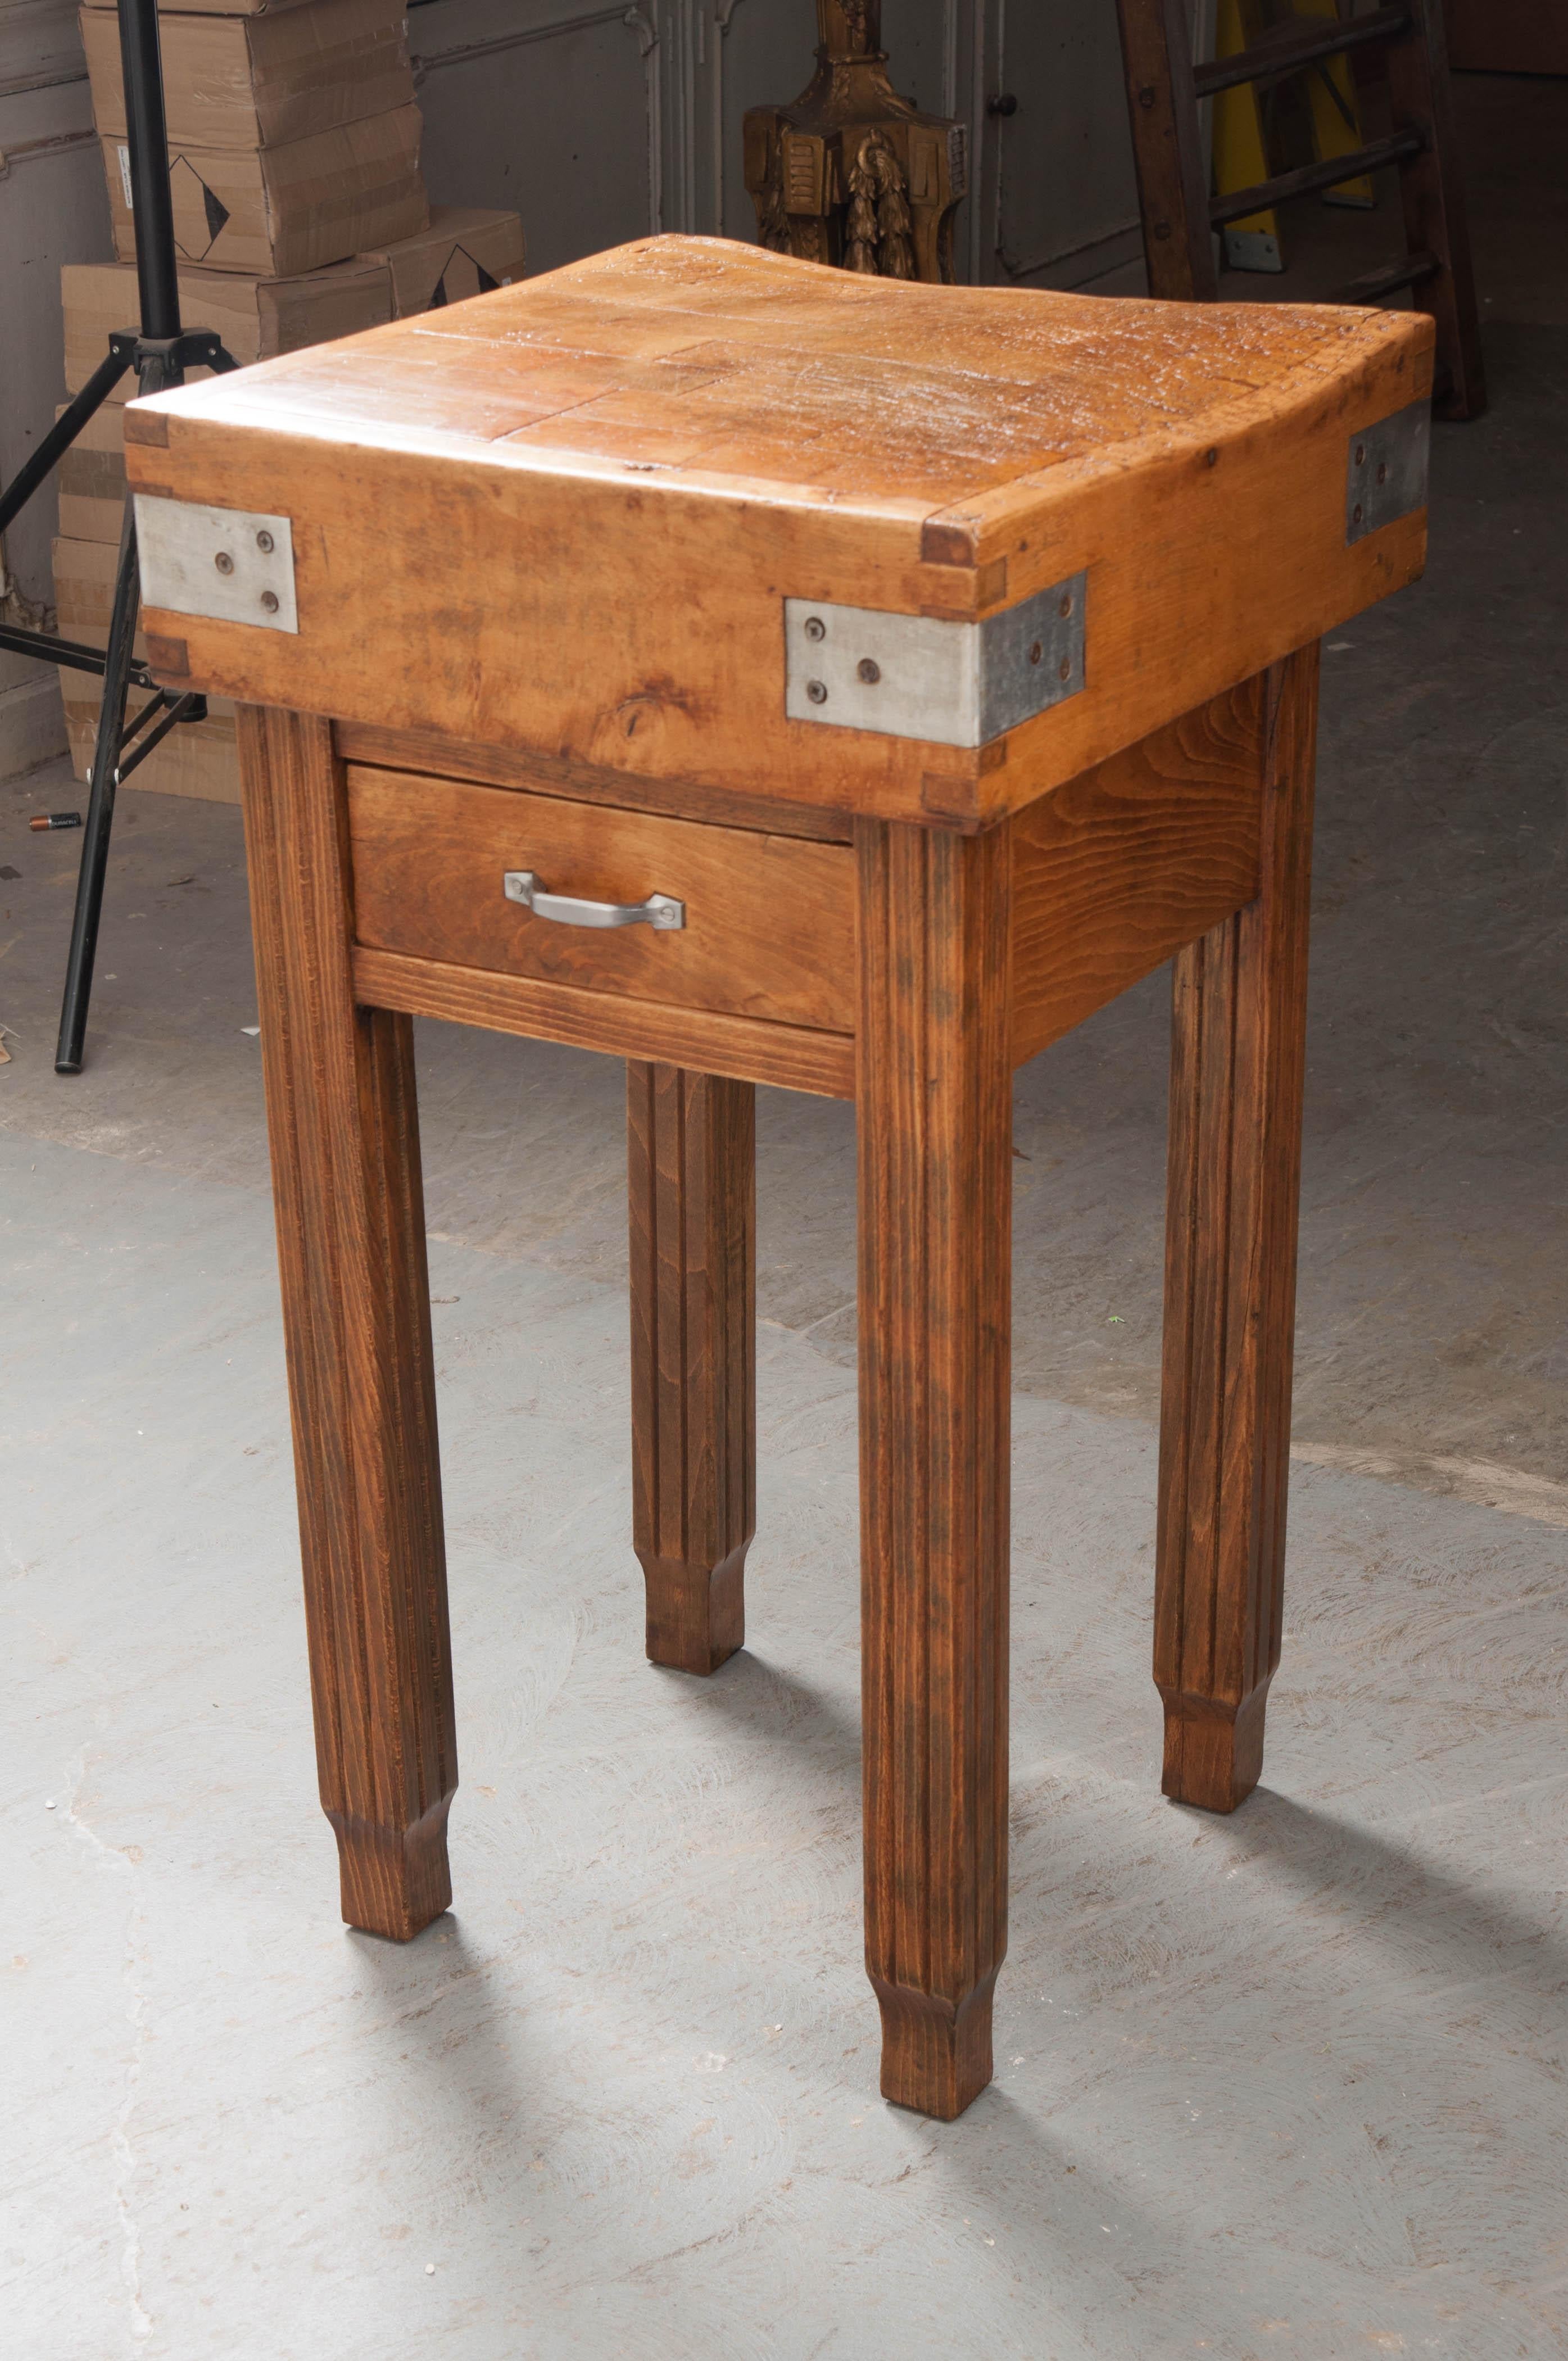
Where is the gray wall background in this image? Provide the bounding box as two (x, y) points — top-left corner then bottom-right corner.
(407, 0), (1146, 292)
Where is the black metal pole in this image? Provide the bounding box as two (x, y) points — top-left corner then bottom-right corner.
(55, 0), (190, 1073)
(117, 0), (182, 342)
(55, 510), (142, 1073)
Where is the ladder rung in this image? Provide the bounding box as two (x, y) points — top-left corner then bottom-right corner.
(1209, 130), (1424, 228)
(1194, 6), (1412, 99)
(1334, 248), (1440, 305)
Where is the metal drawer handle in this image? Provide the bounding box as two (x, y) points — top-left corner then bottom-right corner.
(502, 870), (685, 932)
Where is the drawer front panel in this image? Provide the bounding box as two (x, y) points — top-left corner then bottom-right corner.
(347, 766), (856, 1034)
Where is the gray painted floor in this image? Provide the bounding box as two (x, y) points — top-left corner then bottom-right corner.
(4, 79), (1567, 2361)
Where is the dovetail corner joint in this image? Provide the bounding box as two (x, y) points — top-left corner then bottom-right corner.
(783, 574), (1086, 749)
(1345, 401), (1430, 544)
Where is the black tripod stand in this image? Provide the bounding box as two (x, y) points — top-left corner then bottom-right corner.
(0, 0), (237, 1072)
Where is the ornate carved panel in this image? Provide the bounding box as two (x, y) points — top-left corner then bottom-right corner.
(740, 1), (965, 279)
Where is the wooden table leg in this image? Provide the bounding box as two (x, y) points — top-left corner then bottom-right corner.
(1156, 645), (1318, 1812)
(627, 1061), (755, 1675)
(238, 706), (457, 1939)
(856, 819), (1012, 2121)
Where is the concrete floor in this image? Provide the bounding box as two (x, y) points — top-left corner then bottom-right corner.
(4, 74), (1567, 2361)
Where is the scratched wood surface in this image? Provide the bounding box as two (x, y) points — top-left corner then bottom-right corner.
(128, 235), (1429, 827)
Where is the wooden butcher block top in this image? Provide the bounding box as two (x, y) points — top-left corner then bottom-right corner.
(124, 234), (1433, 828)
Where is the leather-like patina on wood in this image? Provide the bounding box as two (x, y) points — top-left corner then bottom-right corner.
(128, 235), (1430, 830)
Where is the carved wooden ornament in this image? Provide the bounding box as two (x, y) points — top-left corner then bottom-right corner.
(744, 0), (966, 283)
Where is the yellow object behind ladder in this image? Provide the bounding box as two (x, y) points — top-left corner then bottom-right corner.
(1297, 0), (1375, 207)
(1213, 0), (1283, 270)
(1212, 0), (1376, 273)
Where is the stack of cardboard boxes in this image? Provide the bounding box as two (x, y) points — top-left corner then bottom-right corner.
(56, 0), (524, 800)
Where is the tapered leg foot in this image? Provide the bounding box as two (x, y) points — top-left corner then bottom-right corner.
(1157, 649), (1317, 1813)
(1159, 1685), (1269, 1815)
(628, 1062), (756, 1676)
(639, 1540), (747, 1676)
(334, 1800), (455, 1940)
(875, 1975), (998, 2120)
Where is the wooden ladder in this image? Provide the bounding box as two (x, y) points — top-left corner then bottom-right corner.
(1114, 0), (1486, 419)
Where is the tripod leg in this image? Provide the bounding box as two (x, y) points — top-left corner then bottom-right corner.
(55, 341), (180, 1076)
(0, 347), (131, 540)
(55, 516), (139, 1075)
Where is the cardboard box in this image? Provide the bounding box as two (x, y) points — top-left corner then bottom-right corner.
(58, 251), (397, 533)
(121, 0), (318, 15)
(62, 255), (393, 392)
(53, 529), (167, 664)
(103, 102), (427, 277)
(82, 0), (414, 152)
(54, 535), (240, 803)
(56, 404), (125, 543)
(64, 685), (241, 801)
(359, 205), (525, 316)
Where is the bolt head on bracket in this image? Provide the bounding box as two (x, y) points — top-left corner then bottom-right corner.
(784, 572), (1086, 749)
(134, 496), (297, 634)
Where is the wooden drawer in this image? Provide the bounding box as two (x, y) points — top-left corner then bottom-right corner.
(346, 765), (856, 1034)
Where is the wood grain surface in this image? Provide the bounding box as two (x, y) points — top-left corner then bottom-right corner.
(236, 704), (457, 1939)
(346, 763), (855, 1033)
(351, 945), (856, 1099)
(628, 1063), (756, 1675)
(1155, 645), (1318, 1812)
(333, 719), (854, 844)
(856, 816), (1012, 2120)
(130, 235), (1430, 828)
(1010, 678), (1265, 1064)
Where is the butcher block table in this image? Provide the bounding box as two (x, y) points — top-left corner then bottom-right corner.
(125, 236), (1431, 2122)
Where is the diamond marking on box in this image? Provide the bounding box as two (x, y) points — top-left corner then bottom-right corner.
(1346, 400), (1429, 543)
(785, 573), (1085, 749)
(134, 496), (297, 634)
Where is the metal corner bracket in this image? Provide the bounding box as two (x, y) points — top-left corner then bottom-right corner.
(133, 495), (298, 634)
(784, 572), (1086, 750)
(1345, 400), (1429, 545)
